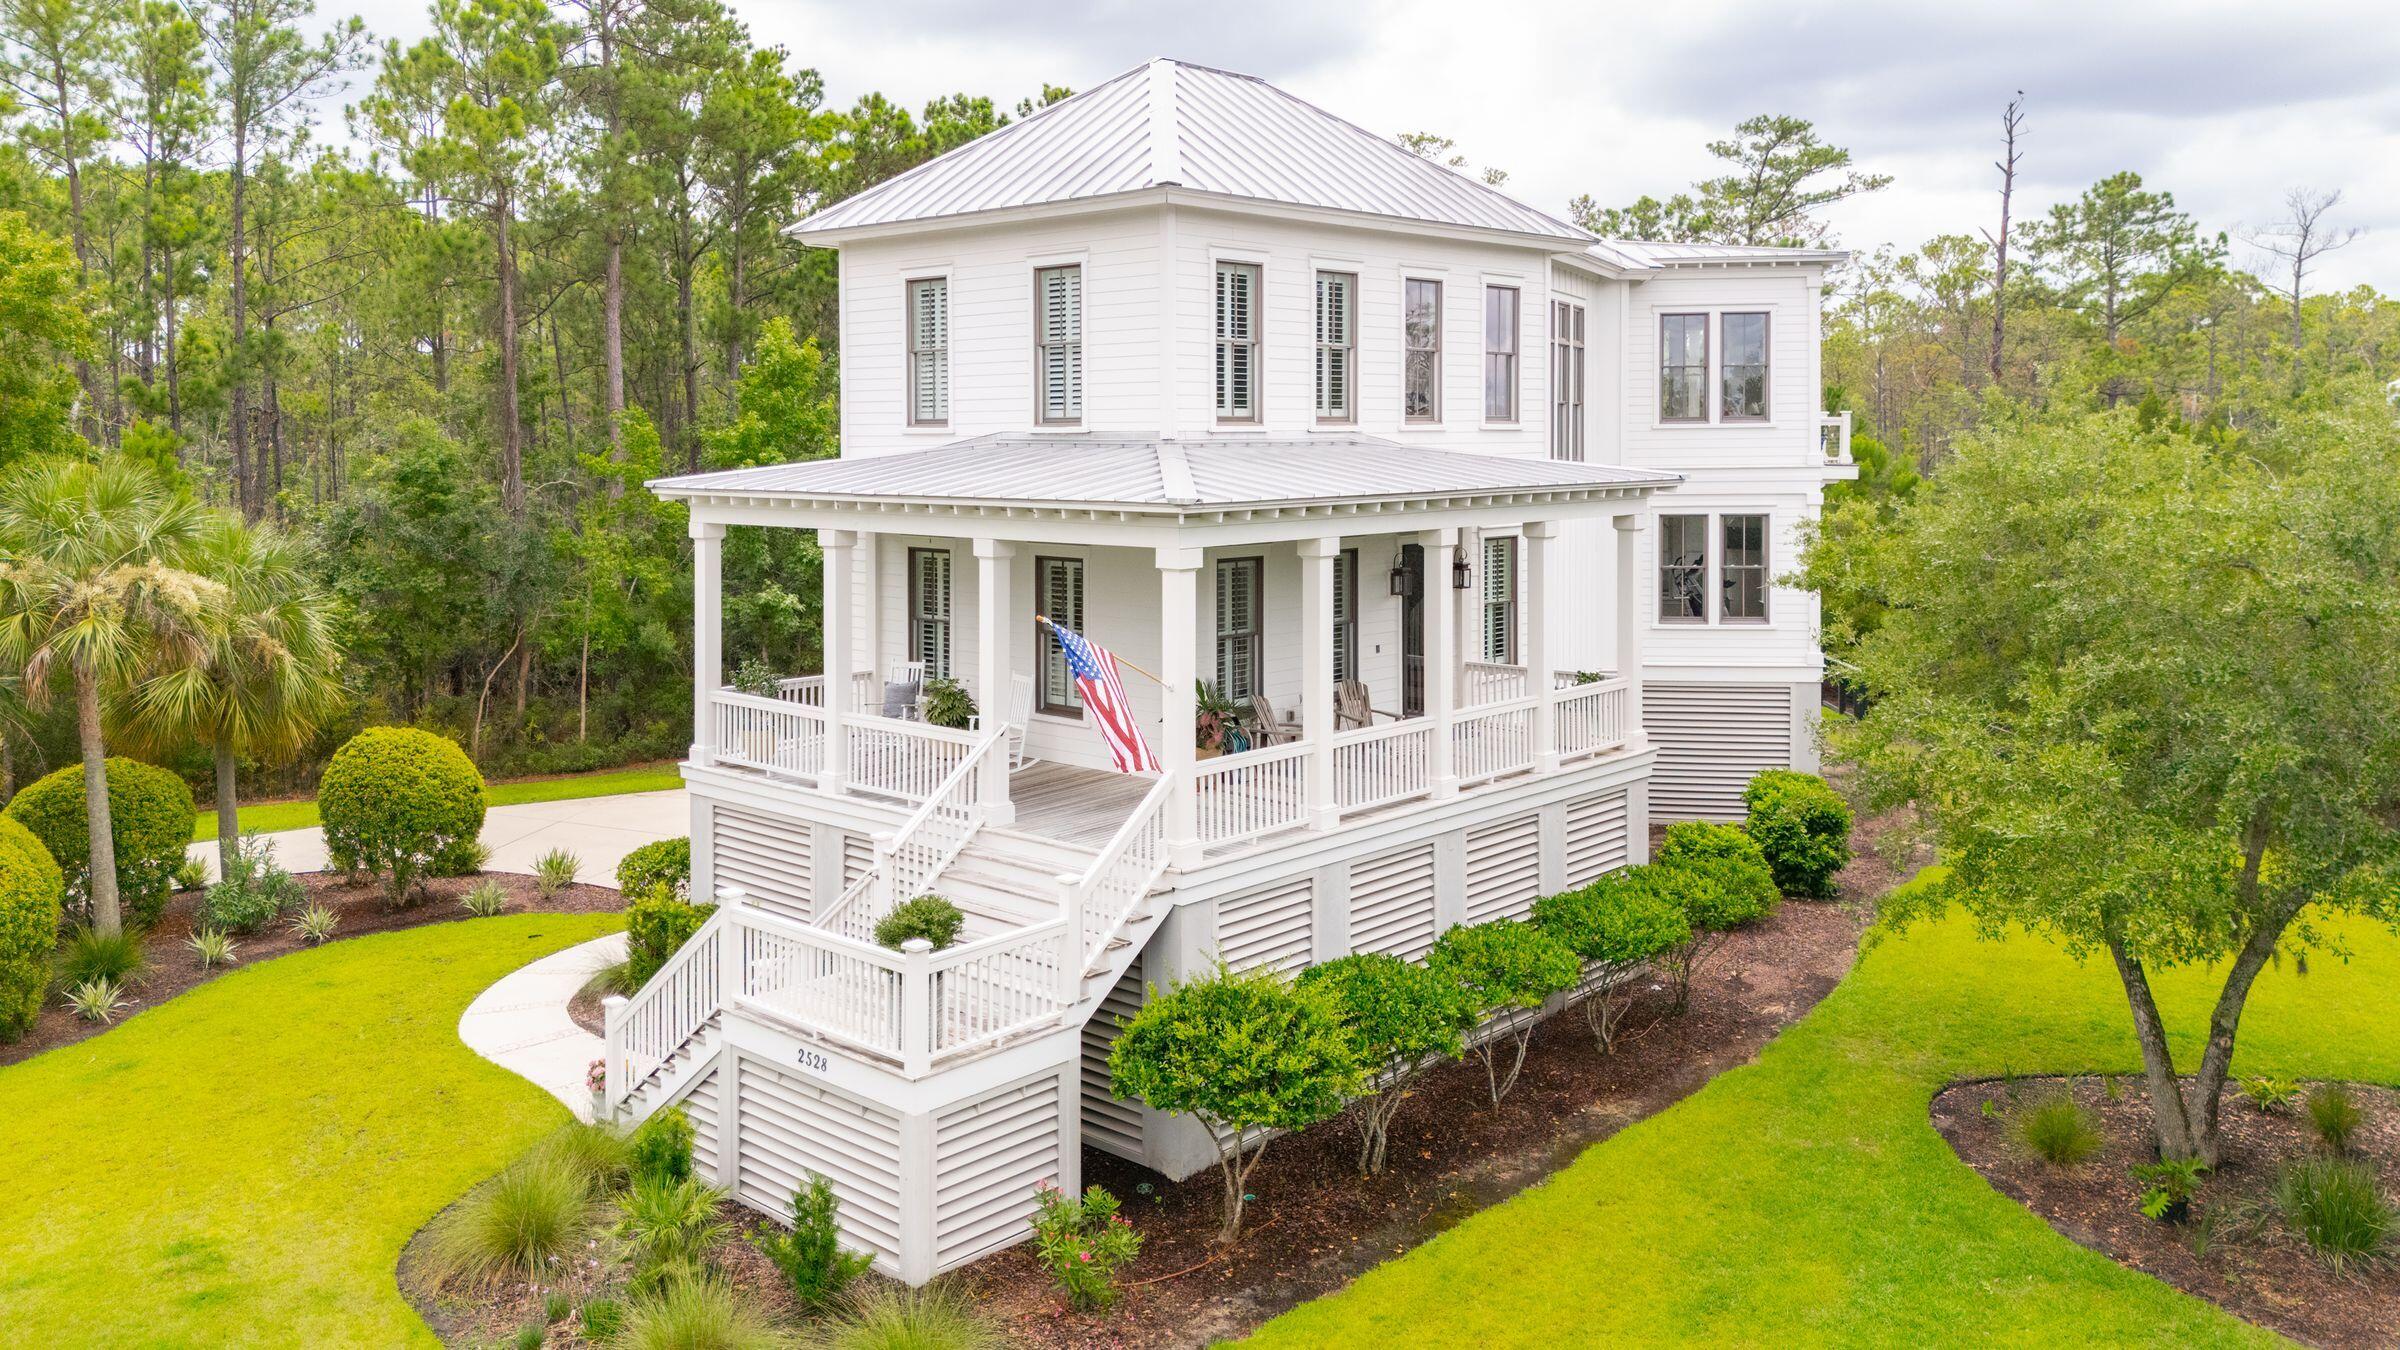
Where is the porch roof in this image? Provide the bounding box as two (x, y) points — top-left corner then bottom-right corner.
(649, 434), (1678, 520)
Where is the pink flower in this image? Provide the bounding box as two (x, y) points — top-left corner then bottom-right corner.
(1077, 1250), (1092, 1263)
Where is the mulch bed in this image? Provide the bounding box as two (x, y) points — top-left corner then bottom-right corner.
(1934, 1076), (2400, 1349)
(2, 870), (625, 1070)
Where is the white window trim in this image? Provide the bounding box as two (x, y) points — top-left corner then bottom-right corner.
(904, 271), (953, 431)
(1313, 268), (1358, 425)
(1651, 509), (1775, 628)
(1480, 273), (1528, 429)
(1027, 249), (1091, 434)
(1647, 302), (1785, 430)
(1399, 273), (1444, 429)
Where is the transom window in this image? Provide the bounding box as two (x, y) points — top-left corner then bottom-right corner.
(1315, 270), (1355, 422)
(1659, 314), (1708, 422)
(1481, 536), (1517, 663)
(1483, 284), (1519, 421)
(1550, 299), (1584, 460)
(907, 548), (952, 678)
(1722, 312), (1770, 420)
(1214, 557), (1264, 702)
(1033, 265), (1082, 425)
(1215, 262), (1260, 422)
(1403, 278), (1441, 423)
(1658, 513), (1771, 624)
(1036, 555), (1084, 716)
(907, 277), (948, 425)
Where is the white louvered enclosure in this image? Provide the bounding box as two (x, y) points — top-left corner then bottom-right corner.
(1464, 816), (1541, 924)
(932, 1069), (1068, 1271)
(1644, 683), (1795, 820)
(712, 805), (813, 924)
(1217, 876), (1314, 974)
(733, 1058), (907, 1268)
(1350, 843), (1438, 962)
(1562, 790), (1632, 890)
(1081, 958), (1145, 1162)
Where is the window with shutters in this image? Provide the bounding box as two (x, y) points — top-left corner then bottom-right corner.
(1722, 312), (1770, 420)
(907, 548), (952, 678)
(1483, 284), (1519, 421)
(1036, 556), (1084, 716)
(1659, 313), (1708, 422)
(1481, 536), (1517, 663)
(1315, 271), (1355, 422)
(1332, 548), (1358, 684)
(1550, 299), (1584, 459)
(1215, 262), (1260, 422)
(1659, 514), (1708, 623)
(1033, 265), (1082, 425)
(1403, 278), (1441, 423)
(1214, 557), (1264, 702)
(1720, 514), (1769, 622)
(906, 278), (948, 425)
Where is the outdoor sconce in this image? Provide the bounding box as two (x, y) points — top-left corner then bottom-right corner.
(1452, 554), (1473, 590)
(1388, 558), (1410, 597)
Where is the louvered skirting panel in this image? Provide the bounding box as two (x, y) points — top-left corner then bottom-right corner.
(713, 806), (812, 924)
(1644, 682), (1795, 821)
(1563, 791), (1630, 890)
(1218, 877), (1313, 974)
(1081, 955), (1144, 1161)
(933, 1068), (1064, 1272)
(1464, 816), (1542, 924)
(842, 832), (874, 887)
(1350, 843), (1438, 962)
(679, 1064), (721, 1180)
(733, 1057), (905, 1266)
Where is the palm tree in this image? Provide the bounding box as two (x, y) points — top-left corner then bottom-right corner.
(0, 457), (217, 934)
(121, 516), (345, 875)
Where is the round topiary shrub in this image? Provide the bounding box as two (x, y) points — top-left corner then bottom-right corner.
(1532, 869), (1694, 1052)
(317, 727), (486, 900)
(2, 758), (194, 929)
(1655, 821), (1781, 930)
(1741, 770), (1854, 899)
(873, 894), (965, 951)
(0, 815), (65, 1039)
(616, 837), (692, 900)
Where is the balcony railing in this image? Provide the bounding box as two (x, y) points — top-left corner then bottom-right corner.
(1554, 677), (1632, 760)
(1819, 410), (1853, 464)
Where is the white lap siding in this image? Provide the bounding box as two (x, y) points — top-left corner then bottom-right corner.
(1644, 682), (1793, 820)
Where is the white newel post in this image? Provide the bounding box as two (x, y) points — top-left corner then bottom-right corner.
(1613, 513), (1647, 748)
(820, 528), (856, 792)
(715, 885), (746, 1001)
(1056, 869), (1085, 1002)
(1423, 528), (1460, 798)
(973, 538), (1016, 825)
(1525, 521), (1559, 772)
(900, 938), (933, 1077)
(689, 518), (725, 766)
(1299, 536), (1339, 828)
(600, 994), (628, 1117)
(1158, 548), (1201, 867)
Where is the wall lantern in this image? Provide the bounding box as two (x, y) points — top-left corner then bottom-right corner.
(1452, 554), (1473, 590)
(1388, 556), (1411, 597)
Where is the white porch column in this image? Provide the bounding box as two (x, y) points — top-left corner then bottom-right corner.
(1299, 536), (1340, 829)
(689, 518), (725, 766)
(1422, 527), (1460, 799)
(856, 531), (883, 684)
(1525, 520), (1560, 773)
(1613, 513), (1647, 747)
(973, 537), (1016, 826)
(1158, 547), (1202, 867)
(820, 528), (857, 792)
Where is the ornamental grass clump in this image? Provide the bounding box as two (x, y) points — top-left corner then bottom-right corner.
(2307, 1083), (2365, 1154)
(1298, 952), (1471, 1172)
(1532, 870), (1691, 1053)
(615, 1276), (782, 1350)
(1031, 1181), (1142, 1311)
(2015, 1090), (2104, 1166)
(819, 1283), (1000, 1350)
(1740, 769), (1853, 899)
(755, 1174), (873, 1310)
(2276, 1155), (2392, 1271)
(55, 924), (145, 988)
(421, 1152), (593, 1288)
(1428, 919), (1580, 1106)
(533, 848), (579, 900)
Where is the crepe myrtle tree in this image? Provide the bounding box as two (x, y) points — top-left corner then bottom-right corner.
(1108, 962), (1361, 1243)
(1297, 952), (1473, 1174)
(1803, 404), (2400, 1166)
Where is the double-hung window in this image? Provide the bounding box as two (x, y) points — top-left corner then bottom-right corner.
(1721, 312), (1770, 420)
(1403, 278), (1441, 422)
(1483, 284), (1519, 421)
(1315, 270), (1355, 422)
(906, 278), (948, 425)
(1481, 536), (1517, 663)
(1659, 515), (1709, 622)
(1033, 265), (1082, 425)
(1720, 514), (1769, 621)
(1214, 557), (1263, 702)
(1656, 513), (1771, 624)
(1215, 262), (1260, 422)
(1332, 548), (1359, 684)
(1036, 556), (1084, 716)
(1660, 314), (1708, 422)
(1550, 299), (1585, 459)
(907, 548), (952, 678)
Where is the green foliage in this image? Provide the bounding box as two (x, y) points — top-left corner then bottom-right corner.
(1030, 1182), (1143, 1311)
(616, 837), (691, 901)
(4, 758), (196, 929)
(316, 728), (486, 901)
(186, 928), (237, 971)
(1569, 113), (1889, 247)
(532, 848), (579, 900)
(0, 212), (90, 464)
(625, 887), (716, 986)
(1741, 771), (1853, 899)
(1110, 963), (1362, 1241)
(2274, 1156), (2392, 1270)
(527, 1120), (631, 1197)
(818, 1283), (1000, 1350)
(289, 903), (339, 945)
(1428, 919), (1581, 1105)
(509, 1322), (541, 1350)
(2306, 1083), (2364, 1153)
(614, 1175), (730, 1296)
(2013, 1092), (2102, 1166)
(430, 835), (491, 877)
(2238, 1076), (2302, 1114)
(2130, 1158), (2208, 1223)
(753, 1174), (873, 1311)
(459, 879), (509, 918)
(64, 976), (127, 1024)
(174, 857), (209, 892)
(921, 676), (977, 730)
(201, 835), (305, 933)
(614, 1276), (783, 1350)
(1297, 953), (1470, 1172)
(578, 1299), (625, 1341)
(421, 1152), (594, 1288)
(1533, 871), (1692, 1053)
(628, 1106), (695, 1189)
(0, 814), (64, 1038)
(1655, 823), (1781, 929)
(55, 924), (146, 988)
(873, 894), (965, 951)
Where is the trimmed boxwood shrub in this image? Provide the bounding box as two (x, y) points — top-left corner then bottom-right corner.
(1655, 821), (1781, 928)
(1532, 870), (1692, 1051)
(3, 758), (194, 929)
(625, 886), (718, 987)
(317, 727), (486, 900)
(615, 837), (691, 900)
(1428, 919), (1580, 1105)
(873, 894), (965, 951)
(1742, 770), (1854, 899)
(0, 815), (65, 1039)
(1297, 952), (1471, 1173)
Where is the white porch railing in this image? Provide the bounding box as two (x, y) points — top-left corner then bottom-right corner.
(880, 724), (1008, 909)
(1332, 718), (1436, 812)
(604, 904), (728, 1109)
(1061, 772), (1174, 982)
(771, 671), (879, 707)
(1453, 696), (1537, 785)
(1192, 741), (1311, 848)
(1819, 410), (1853, 464)
(710, 690), (827, 777)
(1554, 677), (1632, 761)
(929, 921), (1072, 1054)
(847, 718), (981, 803)
(1463, 660), (1527, 707)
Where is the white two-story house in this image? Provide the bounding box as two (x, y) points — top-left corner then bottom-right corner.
(609, 58), (1854, 1284)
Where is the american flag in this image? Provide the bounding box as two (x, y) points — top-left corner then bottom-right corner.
(1043, 618), (1161, 775)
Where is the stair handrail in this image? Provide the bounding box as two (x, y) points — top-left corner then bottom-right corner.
(881, 721), (1010, 902)
(1058, 770), (1177, 996)
(604, 895), (735, 1111)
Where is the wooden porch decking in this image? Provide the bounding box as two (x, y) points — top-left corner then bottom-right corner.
(1004, 760), (1155, 848)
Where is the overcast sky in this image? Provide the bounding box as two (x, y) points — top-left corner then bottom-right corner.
(321, 0), (2400, 292)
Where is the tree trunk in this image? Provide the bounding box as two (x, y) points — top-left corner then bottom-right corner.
(677, 202), (699, 470)
(74, 668), (123, 936)
(605, 231), (626, 470)
(2105, 934), (2201, 1162)
(228, 125), (258, 520)
(162, 243), (185, 442)
(495, 198), (526, 517)
(550, 314), (574, 446)
(214, 731), (241, 878)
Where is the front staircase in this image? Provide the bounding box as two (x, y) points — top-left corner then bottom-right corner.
(600, 725), (1177, 1282)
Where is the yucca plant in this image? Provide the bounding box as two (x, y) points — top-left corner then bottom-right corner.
(289, 903), (339, 944)
(533, 849), (579, 900)
(65, 976), (128, 1024)
(460, 879), (510, 918)
(186, 927), (237, 971)
(420, 1154), (593, 1288)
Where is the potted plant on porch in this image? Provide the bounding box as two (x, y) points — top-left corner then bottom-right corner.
(1195, 680), (1244, 759)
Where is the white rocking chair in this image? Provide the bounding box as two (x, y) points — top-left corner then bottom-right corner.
(969, 672), (1040, 770)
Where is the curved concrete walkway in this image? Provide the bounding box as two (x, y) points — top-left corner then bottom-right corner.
(185, 789), (689, 886)
(457, 932), (626, 1121)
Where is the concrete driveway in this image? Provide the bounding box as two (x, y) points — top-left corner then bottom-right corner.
(186, 789), (690, 886)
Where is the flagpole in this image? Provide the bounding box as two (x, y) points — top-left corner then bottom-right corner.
(1036, 614), (1170, 689)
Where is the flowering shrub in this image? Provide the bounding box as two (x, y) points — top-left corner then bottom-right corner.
(587, 1058), (609, 1095)
(1030, 1181), (1143, 1311)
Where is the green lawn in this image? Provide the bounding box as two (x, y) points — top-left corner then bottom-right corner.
(1252, 881), (2400, 1347)
(190, 763), (684, 841)
(0, 914), (621, 1346)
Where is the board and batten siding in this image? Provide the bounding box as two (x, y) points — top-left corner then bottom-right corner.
(932, 1068), (1066, 1271)
(1217, 876), (1314, 974)
(712, 805), (813, 923)
(1644, 682), (1794, 820)
(1463, 816), (1542, 924)
(733, 1056), (906, 1267)
(1081, 956), (1145, 1162)
(1349, 843), (1438, 962)
(1562, 790), (1632, 890)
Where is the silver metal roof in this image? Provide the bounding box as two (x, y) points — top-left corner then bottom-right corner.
(650, 434), (1676, 512)
(794, 59), (1590, 243)
(1598, 239), (1850, 268)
